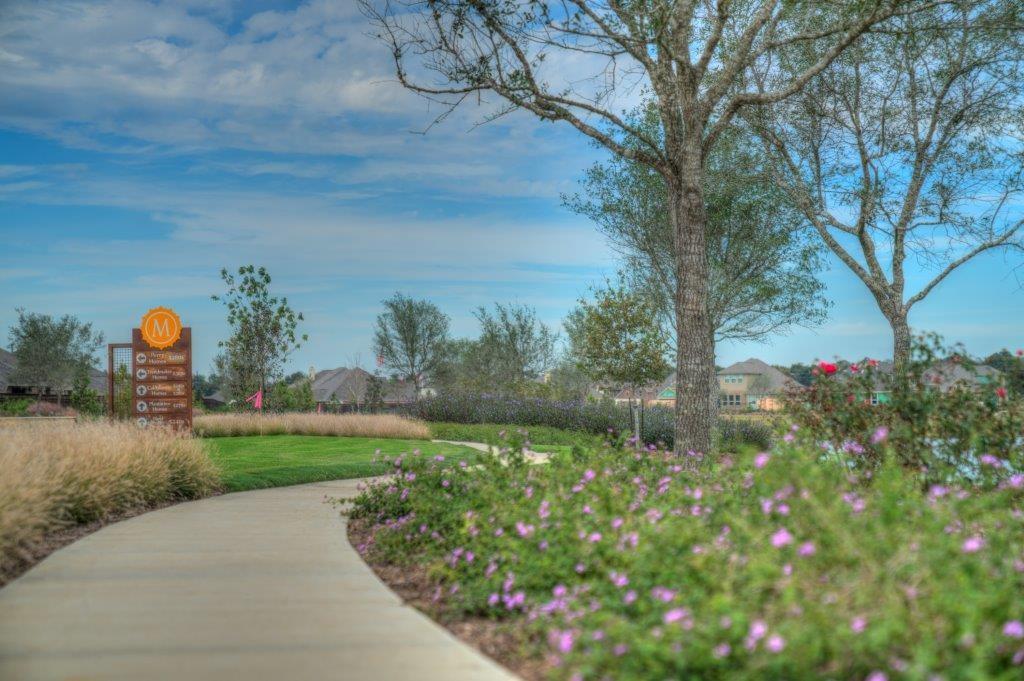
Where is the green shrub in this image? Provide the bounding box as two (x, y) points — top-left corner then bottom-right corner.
(409, 393), (772, 451)
(0, 398), (32, 416)
(786, 334), (1023, 486)
(351, 438), (1024, 679)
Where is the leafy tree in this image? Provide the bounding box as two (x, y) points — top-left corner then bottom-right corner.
(983, 349), (1024, 397)
(212, 266), (307, 403)
(365, 373), (386, 413)
(361, 0), (919, 455)
(755, 0), (1024, 366)
(565, 113), (828, 346)
(373, 293), (450, 395)
(469, 303), (557, 394)
(68, 366), (103, 416)
(266, 378), (315, 412)
(568, 284), (671, 439)
(7, 308), (103, 405)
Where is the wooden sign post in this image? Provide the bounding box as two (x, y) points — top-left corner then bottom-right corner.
(132, 307), (192, 430)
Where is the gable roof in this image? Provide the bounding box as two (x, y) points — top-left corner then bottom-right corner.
(311, 367), (416, 404)
(718, 358), (798, 392)
(0, 347), (107, 394)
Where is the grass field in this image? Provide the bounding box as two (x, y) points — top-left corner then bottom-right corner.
(205, 435), (482, 492)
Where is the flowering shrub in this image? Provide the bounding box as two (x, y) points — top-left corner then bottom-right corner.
(350, 437), (1024, 679)
(408, 393), (772, 450)
(786, 335), (1024, 485)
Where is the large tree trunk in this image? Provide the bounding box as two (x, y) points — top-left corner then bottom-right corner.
(891, 311), (911, 370)
(668, 169), (715, 458)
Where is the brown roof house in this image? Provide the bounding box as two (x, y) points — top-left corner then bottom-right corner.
(0, 347), (107, 402)
(716, 359), (799, 411)
(310, 367), (420, 410)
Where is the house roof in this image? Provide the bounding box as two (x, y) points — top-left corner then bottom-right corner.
(922, 359), (1000, 391)
(718, 358), (798, 392)
(311, 367), (416, 404)
(0, 347), (107, 394)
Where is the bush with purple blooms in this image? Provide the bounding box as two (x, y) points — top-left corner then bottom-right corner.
(349, 434), (1024, 680)
(786, 335), (1024, 486)
(407, 393), (773, 451)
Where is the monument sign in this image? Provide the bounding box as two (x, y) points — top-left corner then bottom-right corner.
(132, 307), (192, 430)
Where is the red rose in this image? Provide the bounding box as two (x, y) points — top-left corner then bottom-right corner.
(867, 358), (879, 368)
(996, 386), (1008, 399)
(818, 361), (837, 376)
(850, 363), (860, 374)
(1017, 349), (1023, 357)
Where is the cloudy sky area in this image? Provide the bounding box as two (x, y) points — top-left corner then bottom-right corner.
(1, 0), (1021, 375)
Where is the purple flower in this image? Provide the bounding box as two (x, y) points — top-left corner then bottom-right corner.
(870, 426), (889, 444)
(587, 532), (602, 543)
(713, 643), (731, 658)
(798, 542), (816, 557)
(487, 593), (499, 606)
(754, 452), (771, 468)
(749, 620), (768, 641)
(609, 571), (629, 588)
(1004, 620), (1024, 639)
(550, 629), (574, 654)
(613, 643), (629, 656)
(771, 528), (794, 548)
(664, 607), (690, 625)
(766, 634), (785, 653)
(866, 673), (887, 681)
(962, 536), (985, 553)
(851, 616), (867, 634)
(538, 500), (550, 519)
(979, 454), (1002, 468)
(623, 590), (637, 605)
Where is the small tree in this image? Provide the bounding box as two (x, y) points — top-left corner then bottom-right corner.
(569, 284), (671, 441)
(471, 303), (557, 394)
(68, 366), (103, 416)
(373, 293), (450, 396)
(365, 373), (386, 413)
(212, 266), (307, 403)
(7, 308), (104, 405)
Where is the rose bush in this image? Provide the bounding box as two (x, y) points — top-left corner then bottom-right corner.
(786, 335), (1023, 486)
(350, 432), (1024, 679)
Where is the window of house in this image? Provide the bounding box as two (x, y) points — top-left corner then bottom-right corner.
(870, 392), (881, 405)
(721, 375), (743, 384)
(719, 394), (742, 407)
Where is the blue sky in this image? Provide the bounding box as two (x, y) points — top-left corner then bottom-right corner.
(1, 0), (1021, 376)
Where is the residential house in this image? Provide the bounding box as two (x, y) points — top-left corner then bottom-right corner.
(310, 366), (418, 410)
(716, 359), (799, 411)
(0, 347), (107, 403)
(846, 359), (999, 404)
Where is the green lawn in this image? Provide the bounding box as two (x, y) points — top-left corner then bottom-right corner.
(428, 421), (603, 448)
(205, 435), (482, 492)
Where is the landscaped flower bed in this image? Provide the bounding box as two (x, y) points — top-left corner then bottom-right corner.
(350, 436), (1024, 679)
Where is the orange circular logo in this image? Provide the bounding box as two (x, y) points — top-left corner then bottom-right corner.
(140, 306), (183, 349)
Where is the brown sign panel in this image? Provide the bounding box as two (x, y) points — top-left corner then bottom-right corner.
(132, 327), (192, 431)
(135, 415), (191, 429)
(135, 382), (188, 398)
(134, 350), (187, 366)
(135, 366), (188, 382)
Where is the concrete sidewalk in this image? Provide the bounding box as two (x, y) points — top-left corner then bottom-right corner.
(0, 480), (518, 681)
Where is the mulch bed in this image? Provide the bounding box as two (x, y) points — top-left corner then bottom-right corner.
(347, 518), (551, 681)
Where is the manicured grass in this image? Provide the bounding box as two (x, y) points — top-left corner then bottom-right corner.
(205, 435), (481, 492)
(428, 421), (603, 448)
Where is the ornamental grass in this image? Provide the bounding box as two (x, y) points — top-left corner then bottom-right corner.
(0, 420), (219, 578)
(351, 433), (1024, 679)
(193, 412), (431, 439)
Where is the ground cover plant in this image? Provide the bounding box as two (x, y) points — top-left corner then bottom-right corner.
(350, 434), (1024, 679)
(193, 412), (431, 439)
(409, 394), (772, 451)
(0, 421), (219, 583)
(206, 435), (481, 492)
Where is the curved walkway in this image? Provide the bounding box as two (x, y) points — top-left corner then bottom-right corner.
(0, 480), (517, 681)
